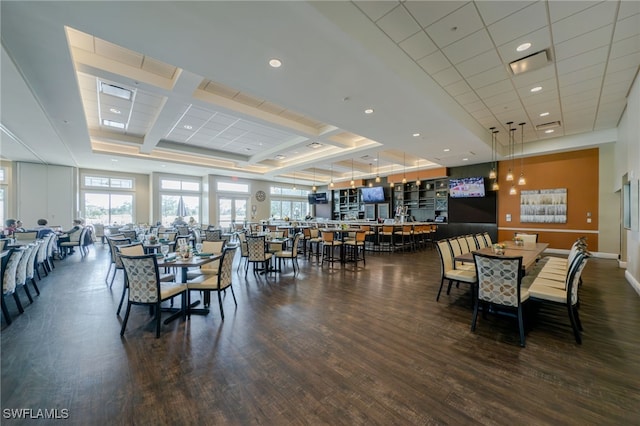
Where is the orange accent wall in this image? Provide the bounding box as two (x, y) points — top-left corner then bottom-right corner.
(497, 148), (599, 250)
(386, 167), (447, 184)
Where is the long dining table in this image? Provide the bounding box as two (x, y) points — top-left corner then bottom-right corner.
(455, 241), (549, 273)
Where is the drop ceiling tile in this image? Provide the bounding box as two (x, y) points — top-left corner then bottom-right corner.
(609, 35), (640, 60)
(424, 3), (484, 48)
(487, 1), (547, 46)
(474, 79), (513, 99)
(353, 1), (398, 21)
(602, 79), (635, 97)
(551, 2), (617, 44)
(600, 86), (630, 104)
(464, 99), (488, 113)
(554, 25), (613, 61)
(618, 0), (640, 20)
(613, 13), (640, 42)
(548, 0), (600, 23)
(399, 31), (438, 60)
(432, 66), (463, 86)
(404, 1), (465, 29)
(444, 79), (472, 96)
(559, 77), (601, 96)
(497, 26), (552, 64)
(475, 0), (535, 26)
(465, 64), (510, 89)
(376, 5), (422, 43)
(456, 49), (502, 78)
(556, 46), (608, 75)
(603, 66), (638, 86)
(416, 50), (451, 74)
(557, 62), (606, 86)
(562, 89), (600, 107)
(484, 90), (518, 108)
(455, 91), (480, 104)
(607, 51), (640, 73)
(442, 29), (493, 64)
(493, 106), (527, 124)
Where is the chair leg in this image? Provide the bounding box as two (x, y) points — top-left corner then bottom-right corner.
(105, 263), (114, 284)
(12, 293), (24, 314)
(1, 296), (12, 325)
(568, 305), (582, 344)
(30, 278), (40, 296)
(120, 303), (131, 336)
(518, 305), (526, 347)
(217, 291), (225, 321)
(436, 277), (445, 301)
(471, 299), (480, 331)
(156, 302), (161, 338)
(117, 277), (128, 316)
(22, 285), (33, 304)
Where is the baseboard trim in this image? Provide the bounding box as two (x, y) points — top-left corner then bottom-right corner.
(626, 270), (640, 297)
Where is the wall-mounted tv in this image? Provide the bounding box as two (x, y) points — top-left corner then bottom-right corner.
(361, 186), (386, 203)
(449, 177), (486, 198)
(308, 192), (328, 204)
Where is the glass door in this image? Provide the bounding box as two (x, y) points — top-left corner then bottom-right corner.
(218, 197), (247, 229)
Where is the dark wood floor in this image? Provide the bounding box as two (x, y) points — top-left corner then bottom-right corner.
(1, 242), (639, 425)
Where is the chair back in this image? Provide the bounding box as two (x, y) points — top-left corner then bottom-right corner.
(473, 253), (523, 307)
(566, 253), (588, 306)
(321, 231), (335, 243)
(26, 241), (41, 280)
(204, 230), (222, 241)
(482, 232), (492, 246)
(15, 245), (35, 286)
(118, 243), (145, 256)
(192, 228), (201, 244)
(15, 231), (38, 241)
(515, 232), (538, 243)
(436, 240), (454, 273)
(93, 224), (105, 238)
(354, 231), (366, 243)
(217, 246), (237, 290)
(121, 230), (137, 241)
(110, 238), (132, 267)
(448, 238), (464, 257)
(310, 228), (319, 238)
(465, 235), (478, 251)
(176, 226), (190, 236)
(474, 233), (488, 248)
(45, 233), (57, 258)
(120, 254), (161, 303)
(160, 232), (177, 242)
(382, 225), (394, 234)
(3, 249), (24, 295)
(36, 237), (49, 263)
(247, 236), (267, 261)
(291, 233), (302, 256)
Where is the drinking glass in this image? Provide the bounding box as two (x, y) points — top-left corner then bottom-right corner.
(160, 244), (169, 257)
(195, 243), (203, 253)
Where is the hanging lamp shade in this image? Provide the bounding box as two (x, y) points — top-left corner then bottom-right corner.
(518, 122), (526, 186)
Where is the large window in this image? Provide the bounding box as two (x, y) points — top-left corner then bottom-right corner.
(0, 167), (6, 227)
(82, 173), (135, 225)
(216, 180), (249, 228)
(269, 185), (310, 220)
(159, 177), (202, 225)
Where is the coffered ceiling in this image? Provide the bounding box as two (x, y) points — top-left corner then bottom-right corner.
(1, 1), (637, 186)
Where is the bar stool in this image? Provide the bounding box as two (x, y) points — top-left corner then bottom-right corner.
(321, 231), (342, 267)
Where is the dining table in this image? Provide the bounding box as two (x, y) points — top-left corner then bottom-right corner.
(156, 252), (222, 322)
(454, 241), (549, 273)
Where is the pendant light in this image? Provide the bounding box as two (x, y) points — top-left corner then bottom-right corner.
(490, 127), (499, 191)
(415, 159), (421, 187)
(375, 152), (381, 183)
(505, 122), (514, 182)
(368, 163), (373, 187)
(350, 158), (355, 188)
(518, 122), (526, 186)
(312, 167), (317, 192)
(292, 171), (296, 191)
(329, 163), (335, 188)
(402, 153), (407, 184)
(389, 163), (395, 188)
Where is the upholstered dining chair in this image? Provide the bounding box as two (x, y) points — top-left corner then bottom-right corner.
(116, 242), (175, 316)
(15, 231), (38, 242)
(515, 232), (539, 243)
(186, 240), (225, 280)
(246, 235), (273, 275)
(275, 233), (302, 273)
(187, 246), (238, 320)
(119, 253), (187, 338)
(35, 234), (53, 279)
(2, 249), (25, 325)
(106, 237), (132, 287)
(25, 240), (41, 296)
(14, 244), (37, 305)
(93, 224), (106, 244)
(59, 227), (90, 257)
(344, 230), (366, 267)
(472, 252), (528, 347)
(320, 230), (342, 267)
(204, 230), (222, 242)
(435, 239), (477, 302)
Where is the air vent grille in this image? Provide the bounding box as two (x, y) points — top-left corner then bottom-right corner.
(509, 49), (550, 75)
(535, 121), (561, 131)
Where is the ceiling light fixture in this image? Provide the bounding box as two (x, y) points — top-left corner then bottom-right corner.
(183, 125), (193, 130)
(364, 108), (374, 114)
(413, 133), (420, 137)
(545, 129), (555, 134)
(389, 163), (394, 188)
(292, 171), (296, 191)
(489, 127), (499, 191)
(415, 159), (421, 187)
(109, 108), (121, 114)
(312, 167), (317, 192)
(539, 112), (550, 117)
(518, 122), (526, 186)
(350, 158), (355, 188)
(402, 153), (407, 184)
(506, 122), (514, 183)
(102, 119), (125, 129)
(375, 152), (381, 183)
(100, 81), (132, 100)
(269, 58), (282, 68)
(443, 148), (450, 152)
(530, 86), (542, 93)
(516, 42), (532, 52)
(329, 164), (335, 188)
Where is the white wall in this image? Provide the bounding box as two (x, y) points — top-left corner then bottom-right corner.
(598, 143), (620, 255)
(617, 76), (640, 294)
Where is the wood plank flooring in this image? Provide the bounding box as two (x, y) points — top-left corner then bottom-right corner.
(1, 243), (639, 425)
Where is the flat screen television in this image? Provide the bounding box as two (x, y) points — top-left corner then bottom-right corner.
(309, 192), (328, 204)
(361, 186), (385, 203)
(449, 177), (486, 198)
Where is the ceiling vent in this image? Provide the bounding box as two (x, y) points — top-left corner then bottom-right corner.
(99, 81), (133, 100)
(535, 121), (561, 131)
(509, 49), (550, 75)
(307, 142), (322, 149)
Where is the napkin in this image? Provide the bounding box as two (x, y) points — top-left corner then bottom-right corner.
(196, 252), (213, 257)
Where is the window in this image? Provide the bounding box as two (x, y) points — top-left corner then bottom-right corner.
(84, 193), (133, 225)
(84, 176), (133, 189)
(0, 187), (5, 228)
(159, 177), (202, 225)
(269, 185), (310, 220)
(217, 182), (249, 193)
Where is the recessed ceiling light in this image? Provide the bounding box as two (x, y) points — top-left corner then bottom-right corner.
(102, 119), (125, 129)
(100, 82), (132, 100)
(545, 129), (554, 134)
(183, 125), (193, 130)
(109, 108), (121, 114)
(275, 154), (286, 160)
(462, 158), (468, 161)
(413, 133), (420, 137)
(364, 108), (374, 114)
(516, 42), (532, 52)
(539, 112), (550, 117)
(269, 58), (282, 68)
(443, 148), (450, 152)
(111, 159), (118, 162)
(161, 164), (166, 168)
(530, 86), (542, 93)
(307, 142), (323, 149)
